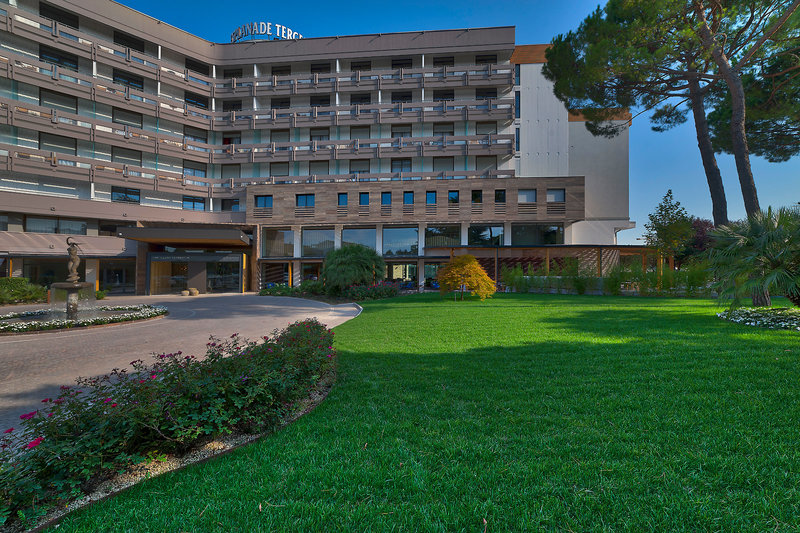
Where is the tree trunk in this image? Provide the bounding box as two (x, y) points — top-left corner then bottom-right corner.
(693, 4), (760, 217)
(688, 76), (729, 226)
(752, 287), (771, 307)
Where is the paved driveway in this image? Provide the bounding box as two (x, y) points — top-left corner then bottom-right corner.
(0, 294), (359, 432)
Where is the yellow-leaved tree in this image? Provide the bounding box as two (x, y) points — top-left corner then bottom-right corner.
(437, 254), (496, 301)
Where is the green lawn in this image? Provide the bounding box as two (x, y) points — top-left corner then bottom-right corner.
(53, 294), (800, 531)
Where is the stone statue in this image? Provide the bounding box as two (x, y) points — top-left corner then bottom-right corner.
(66, 237), (81, 283)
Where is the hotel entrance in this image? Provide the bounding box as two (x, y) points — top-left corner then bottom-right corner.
(148, 252), (246, 295)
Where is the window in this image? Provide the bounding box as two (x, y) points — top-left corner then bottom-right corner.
(518, 189), (537, 203)
(183, 196), (205, 211)
(391, 158), (411, 172)
(222, 100), (242, 112)
(426, 191), (437, 205)
(296, 194), (315, 207)
(113, 69), (144, 90)
(495, 189), (506, 204)
(270, 130), (289, 143)
(39, 133), (76, 155)
(515, 91), (521, 118)
(309, 161), (329, 175)
(58, 219), (87, 235)
(223, 134), (241, 147)
(0, 215), (7, 232)
(337, 193), (348, 206)
(547, 189), (566, 203)
(433, 157), (454, 172)
(185, 58), (210, 76)
(310, 127), (330, 141)
(350, 93), (371, 105)
(221, 164), (240, 180)
(223, 68), (243, 78)
(302, 228), (335, 257)
(184, 91), (208, 110)
(476, 88), (498, 100)
(112, 108), (143, 128)
(112, 147), (142, 166)
(39, 45), (78, 72)
(381, 192), (392, 205)
(448, 190), (459, 204)
(475, 54), (497, 65)
(359, 192), (369, 206)
(25, 217), (57, 234)
(476, 122), (498, 135)
(433, 123), (455, 136)
(515, 128), (520, 151)
(221, 199), (239, 212)
(342, 228), (376, 249)
(403, 191), (414, 205)
(382, 227), (418, 256)
(476, 155), (497, 170)
(391, 91), (413, 103)
(310, 95), (330, 107)
(39, 89), (77, 114)
(351, 61), (371, 71)
(255, 195), (273, 208)
(184, 126), (208, 144)
(472, 190), (483, 204)
(511, 224), (564, 245)
(310, 63), (331, 74)
(111, 186), (140, 204)
(270, 162), (289, 177)
(262, 229), (294, 257)
(433, 89), (454, 101)
(271, 65), (291, 76)
(425, 225), (460, 247)
(350, 160), (370, 174)
(392, 58), (413, 69)
(433, 56), (455, 67)
(391, 125), (412, 138)
(350, 126), (371, 139)
(271, 97), (290, 109)
(515, 64), (520, 85)
(39, 3), (78, 29)
(468, 225), (504, 246)
(114, 31), (145, 53)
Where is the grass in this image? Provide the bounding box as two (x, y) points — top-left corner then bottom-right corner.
(51, 293), (800, 531)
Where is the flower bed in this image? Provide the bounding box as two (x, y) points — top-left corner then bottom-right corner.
(0, 318), (336, 527)
(0, 304), (168, 333)
(718, 307), (800, 330)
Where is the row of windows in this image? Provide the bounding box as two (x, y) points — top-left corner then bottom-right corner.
(107, 186), (239, 212)
(254, 188), (566, 209)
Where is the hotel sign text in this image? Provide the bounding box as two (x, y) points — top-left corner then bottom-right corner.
(231, 22), (303, 43)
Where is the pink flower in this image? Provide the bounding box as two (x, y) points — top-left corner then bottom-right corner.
(47, 412), (54, 418)
(41, 398), (51, 403)
(111, 403), (118, 408)
(19, 411), (36, 420)
(138, 379), (146, 384)
(3, 428), (13, 434)
(103, 398), (113, 403)
(26, 437), (43, 449)
(151, 374), (157, 379)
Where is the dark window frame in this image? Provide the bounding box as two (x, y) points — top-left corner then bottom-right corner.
(111, 186), (140, 204)
(254, 195), (273, 208)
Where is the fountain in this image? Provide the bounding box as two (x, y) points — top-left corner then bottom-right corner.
(50, 237), (95, 320)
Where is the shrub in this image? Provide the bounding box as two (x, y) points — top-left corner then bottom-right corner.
(0, 278), (46, 305)
(341, 282), (399, 301)
(95, 289), (107, 300)
(438, 255), (496, 301)
(321, 245), (386, 296)
(0, 319), (335, 526)
(500, 265), (532, 293)
(602, 264), (629, 295)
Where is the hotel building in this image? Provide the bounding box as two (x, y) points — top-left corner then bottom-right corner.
(0, 0), (634, 294)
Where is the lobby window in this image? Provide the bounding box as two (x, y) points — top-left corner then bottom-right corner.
(469, 225), (504, 246)
(114, 31), (145, 53)
(359, 192), (369, 206)
(476, 88), (497, 100)
(511, 224), (564, 245)
(391, 91), (413, 104)
(350, 93), (371, 105)
(39, 133), (76, 156)
(111, 186), (140, 204)
(182, 196), (205, 211)
(185, 91), (209, 110)
(392, 57), (413, 69)
(39, 89), (77, 114)
(296, 194), (315, 207)
(302, 228), (335, 257)
(342, 227), (376, 249)
(350, 160), (370, 174)
(112, 146), (142, 167)
(113, 68), (144, 90)
(433, 56), (455, 67)
(262, 229), (294, 257)
(271, 97), (290, 109)
(39, 45), (78, 72)
(184, 126), (208, 144)
(403, 191), (414, 205)
(221, 164), (241, 180)
(391, 124), (412, 138)
(271, 162), (290, 177)
(222, 100), (242, 112)
(350, 126), (371, 139)
(185, 58), (210, 76)
(310, 95), (330, 108)
(425, 225), (460, 247)
(433, 89), (454, 101)
(338, 193), (348, 206)
(547, 189), (566, 203)
(515, 64), (520, 85)
(223, 68), (243, 78)
(112, 107), (143, 129)
(310, 127), (330, 141)
(426, 191), (437, 205)
(39, 2), (79, 29)
(382, 226), (419, 256)
(184, 160), (207, 178)
(472, 190), (483, 204)
(310, 63), (331, 74)
(271, 65), (291, 76)
(475, 54), (497, 65)
(448, 190), (459, 204)
(381, 192), (392, 206)
(495, 189), (506, 204)
(391, 158), (412, 172)
(221, 199), (239, 212)
(515, 91), (521, 118)
(518, 189), (537, 203)
(254, 195), (273, 208)
(351, 61), (371, 71)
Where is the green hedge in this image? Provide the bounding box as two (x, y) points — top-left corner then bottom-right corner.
(0, 277), (47, 305)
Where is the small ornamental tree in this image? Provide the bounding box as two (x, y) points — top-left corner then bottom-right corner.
(321, 244), (386, 295)
(437, 255), (496, 301)
(644, 190), (695, 259)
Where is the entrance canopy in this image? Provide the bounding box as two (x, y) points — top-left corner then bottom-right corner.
(119, 227), (251, 247)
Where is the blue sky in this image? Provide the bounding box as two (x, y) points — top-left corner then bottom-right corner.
(118, 0), (800, 244)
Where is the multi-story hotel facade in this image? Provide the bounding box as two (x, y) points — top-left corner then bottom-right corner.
(0, 0), (634, 294)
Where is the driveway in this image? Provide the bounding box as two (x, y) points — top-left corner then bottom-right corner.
(0, 293), (360, 432)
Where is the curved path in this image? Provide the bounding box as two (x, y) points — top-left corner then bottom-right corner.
(0, 294), (359, 432)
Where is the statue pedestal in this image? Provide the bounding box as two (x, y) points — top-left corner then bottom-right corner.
(51, 282), (93, 320)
